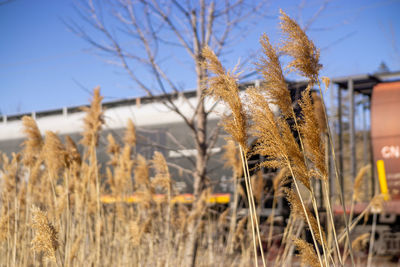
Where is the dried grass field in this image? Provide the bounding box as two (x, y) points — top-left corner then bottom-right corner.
(0, 11), (387, 267)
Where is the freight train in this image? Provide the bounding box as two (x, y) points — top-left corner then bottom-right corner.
(362, 80), (400, 255)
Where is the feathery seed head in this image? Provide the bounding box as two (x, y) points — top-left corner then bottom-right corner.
(134, 154), (150, 188)
(21, 116), (43, 166)
(354, 165), (371, 202)
(107, 133), (120, 155)
(285, 188), (326, 245)
(322, 76), (330, 89)
(111, 144), (134, 196)
(0, 211), (14, 242)
(298, 87), (327, 179)
(106, 133), (120, 167)
(247, 87), (310, 189)
(311, 91), (327, 134)
(257, 34), (293, 119)
(223, 139), (243, 178)
(202, 46), (248, 151)
(352, 233), (370, 252)
(124, 119), (137, 147)
(65, 135), (81, 167)
(1, 153), (19, 201)
(31, 206), (59, 262)
(293, 237), (320, 267)
(247, 87), (287, 168)
(279, 10), (322, 83)
(43, 131), (67, 177)
(151, 151), (171, 192)
(81, 87), (104, 147)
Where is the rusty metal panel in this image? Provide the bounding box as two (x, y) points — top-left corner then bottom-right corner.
(371, 82), (400, 200)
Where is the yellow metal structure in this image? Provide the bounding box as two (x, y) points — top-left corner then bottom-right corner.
(101, 193), (230, 205)
(377, 160), (390, 201)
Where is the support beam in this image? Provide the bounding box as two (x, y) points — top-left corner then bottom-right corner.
(329, 83), (334, 198)
(349, 79), (356, 183)
(338, 86), (344, 193)
(63, 107), (68, 117)
(362, 96), (368, 166)
(362, 96), (369, 198)
(367, 95), (375, 198)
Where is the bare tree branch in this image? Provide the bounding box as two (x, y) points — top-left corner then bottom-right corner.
(0, 0), (13, 6)
(304, 0), (331, 31)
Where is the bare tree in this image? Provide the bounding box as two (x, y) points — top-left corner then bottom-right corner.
(69, 0), (268, 199)
(69, 2), (273, 264)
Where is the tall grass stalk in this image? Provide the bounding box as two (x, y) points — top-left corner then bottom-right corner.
(278, 9), (351, 265)
(287, 165), (324, 267)
(239, 149), (258, 266)
(316, 80), (355, 265)
(367, 212), (377, 267)
(202, 46), (266, 267)
(342, 165), (370, 261)
(289, 101), (331, 267)
(241, 147), (267, 266)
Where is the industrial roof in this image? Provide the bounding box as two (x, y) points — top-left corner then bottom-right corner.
(332, 70), (400, 96)
(2, 71), (400, 123)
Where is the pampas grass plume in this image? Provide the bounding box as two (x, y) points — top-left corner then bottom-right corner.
(352, 233), (370, 252)
(257, 34), (292, 118)
(223, 139), (243, 178)
(31, 206), (59, 262)
(354, 165), (371, 202)
(21, 116), (43, 166)
(279, 10), (321, 83)
(298, 87), (327, 178)
(43, 131), (67, 177)
(202, 46), (248, 151)
(247, 87), (310, 190)
(106, 133), (120, 167)
(322, 77), (330, 89)
(134, 154), (150, 191)
(311, 91), (327, 134)
(0, 210), (13, 242)
(81, 87), (104, 147)
(124, 119), (137, 148)
(65, 135), (82, 167)
(293, 238), (320, 267)
(286, 188), (326, 245)
(151, 151), (171, 192)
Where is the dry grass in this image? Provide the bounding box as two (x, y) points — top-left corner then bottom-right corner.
(0, 10), (381, 267)
(0, 90), (261, 267)
(31, 206), (59, 263)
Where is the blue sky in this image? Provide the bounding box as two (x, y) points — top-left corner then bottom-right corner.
(1, 0), (399, 115)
